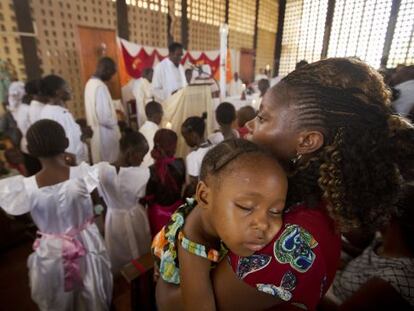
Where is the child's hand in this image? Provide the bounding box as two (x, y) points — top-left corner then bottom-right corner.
(82, 126), (93, 140)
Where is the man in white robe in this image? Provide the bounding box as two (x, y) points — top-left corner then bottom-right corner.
(228, 72), (244, 97)
(84, 57), (121, 163)
(152, 42), (187, 103)
(133, 68), (154, 128)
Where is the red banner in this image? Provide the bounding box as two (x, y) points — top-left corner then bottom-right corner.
(120, 41), (220, 80)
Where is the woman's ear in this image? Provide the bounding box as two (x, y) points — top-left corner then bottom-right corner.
(296, 130), (324, 155)
(195, 180), (211, 208)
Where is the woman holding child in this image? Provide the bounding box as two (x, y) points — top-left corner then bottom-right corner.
(156, 57), (414, 310)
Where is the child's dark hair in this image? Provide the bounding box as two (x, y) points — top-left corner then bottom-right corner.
(278, 57), (414, 232)
(39, 75), (66, 98)
(145, 100), (163, 119)
(182, 112), (207, 137)
(237, 106), (256, 128)
(120, 128), (149, 155)
(25, 79), (41, 96)
(258, 79), (270, 96)
(216, 102), (236, 126)
(153, 129), (177, 158)
(200, 139), (281, 182)
(26, 119), (68, 158)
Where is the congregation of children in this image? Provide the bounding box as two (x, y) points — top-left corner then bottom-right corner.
(0, 42), (413, 311)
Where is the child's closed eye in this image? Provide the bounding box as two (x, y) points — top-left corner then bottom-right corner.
(235, 203), (253, 212)
(268, 208), (282, 217)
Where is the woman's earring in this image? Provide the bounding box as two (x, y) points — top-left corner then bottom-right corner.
(291, 153), (302, 165)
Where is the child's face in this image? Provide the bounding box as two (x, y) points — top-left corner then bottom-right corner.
(246, 85), (298, 161)
(181, 127), (198, 148)
(205, 158), (287, 257)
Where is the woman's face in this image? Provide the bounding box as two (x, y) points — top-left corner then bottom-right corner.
(246, 84), (299, 162)
(207, 157), (288, 257)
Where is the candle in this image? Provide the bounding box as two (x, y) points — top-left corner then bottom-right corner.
(166, 122), (172, 129)
(265, 64), (270, 71)
(242, 83), (246, 91)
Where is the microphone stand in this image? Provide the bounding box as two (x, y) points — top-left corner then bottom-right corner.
(191, 65), (221, 97)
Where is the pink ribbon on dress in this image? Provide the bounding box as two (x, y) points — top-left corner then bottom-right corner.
(33, 217), (94, 292)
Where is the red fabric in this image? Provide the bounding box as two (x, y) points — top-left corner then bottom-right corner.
(148, 200), (183, 237)
(152, 154), (178, 193)
(228, 202), (341, 311)
(131, 259), (147, 275)
(237, 127), (250, 139)
(121, 43), (161, 78)
(120, 41), (220, 79)
(151, 129), (179, 193)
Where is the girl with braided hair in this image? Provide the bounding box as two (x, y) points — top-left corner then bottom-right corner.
(152, 139), (288, 311)
(0, 120), (112, 310)
(39, 75), (86, 164)
(145, 129), (186, 237)
(96, 129), (152, 273)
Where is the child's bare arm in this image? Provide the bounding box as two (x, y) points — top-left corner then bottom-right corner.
(178, 242), (216, 311)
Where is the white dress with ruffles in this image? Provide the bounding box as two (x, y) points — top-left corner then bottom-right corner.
(0, 163), (112, 311)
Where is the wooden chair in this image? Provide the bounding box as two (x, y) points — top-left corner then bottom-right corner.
(126, 99), (138, 131)
(120, 253), (156, 310)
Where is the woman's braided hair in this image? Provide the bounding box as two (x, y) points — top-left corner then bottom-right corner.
(280, 57), (414, 232)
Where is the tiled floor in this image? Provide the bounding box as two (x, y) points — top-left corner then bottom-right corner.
(0, 240), (132, 311)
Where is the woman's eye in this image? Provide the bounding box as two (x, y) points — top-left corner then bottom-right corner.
(256, 114), (265, 123)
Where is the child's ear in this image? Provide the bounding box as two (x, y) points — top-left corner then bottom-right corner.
(195, 180), (211, 208)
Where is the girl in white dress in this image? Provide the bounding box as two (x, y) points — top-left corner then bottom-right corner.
(0, 120), (112, 311)
(97, 129), (152, 273)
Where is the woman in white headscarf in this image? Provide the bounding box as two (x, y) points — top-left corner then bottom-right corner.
(7, 81), (30, 147)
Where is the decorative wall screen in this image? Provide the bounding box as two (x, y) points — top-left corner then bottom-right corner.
(0, 1), (26, 80)
(256, 0), (278, 74)
(279, 0), (328, 75)
(387, 0), (414, 67)
(127, 0), (169, 47)
(172, 0), (182, 43)
(30, 0), (117, 118)
(327, 0), (392, 69)
(187, 0), (225, 50)
(228, 0), (256, 50)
